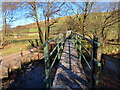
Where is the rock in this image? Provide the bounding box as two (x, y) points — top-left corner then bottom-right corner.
(21, 55), (31, 64)
(9, 59), (21, 71)
(0, 53), (43, 79)
(38, 53), (44, 60)
(0, 65), (9, 79)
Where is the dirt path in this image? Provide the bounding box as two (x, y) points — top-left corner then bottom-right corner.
(2, 50), (31, 64)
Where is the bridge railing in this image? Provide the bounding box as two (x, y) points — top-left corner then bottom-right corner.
(72, 32), (101, 87)
(42, 33), (66, 88)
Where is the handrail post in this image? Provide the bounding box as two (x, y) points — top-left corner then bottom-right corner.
(62, 34), (65, 50)
(42, 33), (67, 88)
(44, 42), (50, 88)
(92, 36), (99, 87)
(74, 35), (77, 48)
(57, 39), (61, 60)
(71, 33), (75, 45)
(79, 37), (82, 61)
(62, 33), (66, 49)
(63, 33), (66, 42)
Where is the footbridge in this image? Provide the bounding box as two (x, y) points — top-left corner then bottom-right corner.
(42, 32), (101, 89)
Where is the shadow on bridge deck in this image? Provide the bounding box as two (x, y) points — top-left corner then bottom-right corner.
(52, 38), (90, 89)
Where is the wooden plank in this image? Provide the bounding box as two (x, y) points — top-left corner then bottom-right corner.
(52, 39), (89, 89)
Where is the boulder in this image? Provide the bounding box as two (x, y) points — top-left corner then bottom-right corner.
(0, 64), (9, 79)
(9, 59), (21, 71)
(21, 55), (31, 64)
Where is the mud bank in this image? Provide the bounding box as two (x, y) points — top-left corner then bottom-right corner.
(0, 53), (44, 79)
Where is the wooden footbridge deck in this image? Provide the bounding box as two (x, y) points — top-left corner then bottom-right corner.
(42, 33), (101, 88)
(52, 39), (89, 89)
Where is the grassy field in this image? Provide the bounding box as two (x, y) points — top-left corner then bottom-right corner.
(2, 33), (59, 56)
(2, 41), (32, 56)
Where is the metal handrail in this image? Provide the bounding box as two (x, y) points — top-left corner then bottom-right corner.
(42, 34), (64, 47)
(72, 32), (101, 86)
(42, 33), (66, 88)
(77, 40), (92, 56)
(73, 33), (101, 47)
(43, 32), (101, 88)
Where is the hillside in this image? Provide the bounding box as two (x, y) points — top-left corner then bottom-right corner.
(12, 12), (114, 31)
(2, 12), (118, 39)
(13, 18), (60, 31)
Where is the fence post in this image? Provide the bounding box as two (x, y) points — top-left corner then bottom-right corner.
(92, 36), (99, 87)
(44, 42), (50, 88)
(35, 39), (39, 47)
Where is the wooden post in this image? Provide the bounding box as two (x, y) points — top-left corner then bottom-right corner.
(35, 39), (39, 47)
(92, 36), (99, 87)
(93, 36), (98, 59)
(20, 48), (23, 57)
(44, 43), (50, 88)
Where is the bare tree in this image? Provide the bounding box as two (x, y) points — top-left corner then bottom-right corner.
(91, 2), (119, 45)
(41, 1), (65, 41)
(89, 2), (120, 61)
(2, 2), (21, 46)
(23, 1), (65, 43)
(66, 2), (119, 61)
(118, 22), (120, 43)
(118, 2), (120, 43)
(25, 2), (44, 44)
(67, 2), (94, 35)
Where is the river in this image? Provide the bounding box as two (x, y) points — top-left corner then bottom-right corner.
(1, 59), (58, 89)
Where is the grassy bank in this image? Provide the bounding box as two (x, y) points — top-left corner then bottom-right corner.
(2, 41), (32, 56)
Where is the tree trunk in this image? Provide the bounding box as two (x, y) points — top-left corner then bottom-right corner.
(118, 23), (120, 43)
(36, 20), (43, 44)
(2, 12), (7, 46)
(45, 19), (50, 41)
(33, 3), (43, 44)
(46, 3), (50, 41)
(82, 18), (85, 36)
(45, 18), (50, 41)
(96, 36), (104, 62)
(118, 2), (120, 43)
(82, 2), (89, 36)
